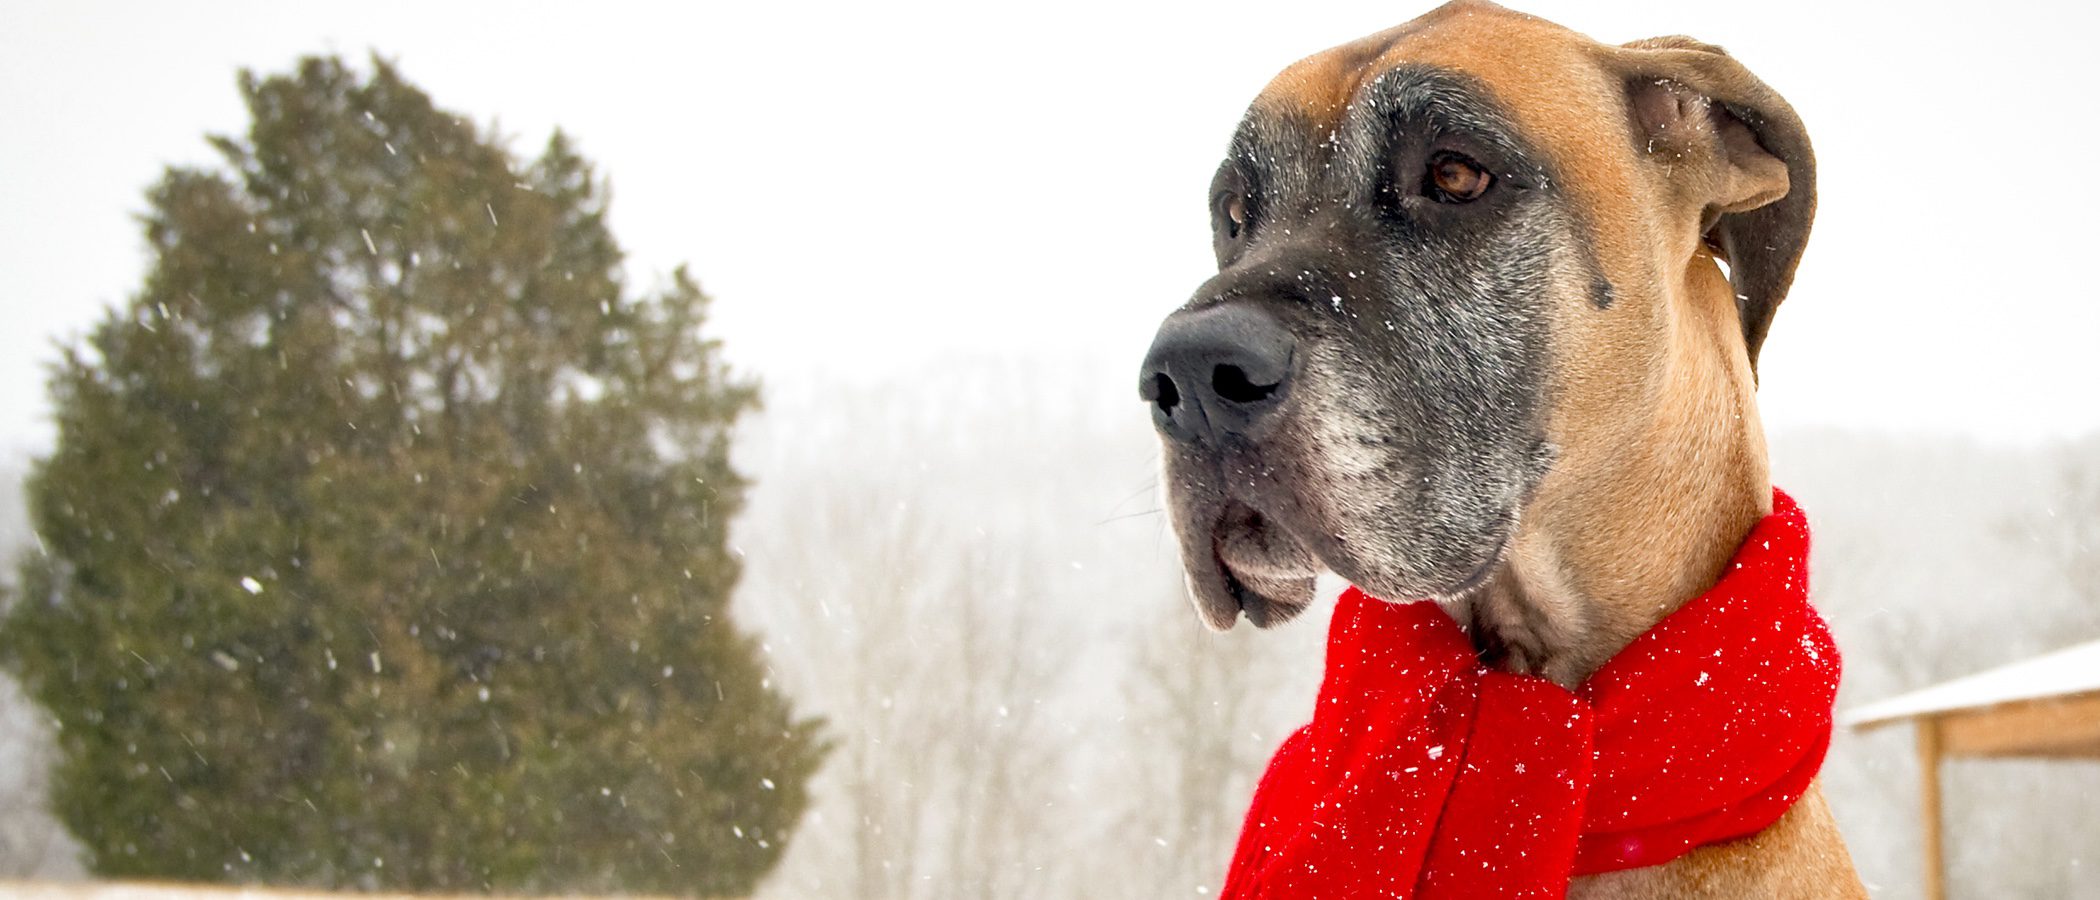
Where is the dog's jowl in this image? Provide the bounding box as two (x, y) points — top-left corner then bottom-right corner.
(1140, 2), (1864, 897)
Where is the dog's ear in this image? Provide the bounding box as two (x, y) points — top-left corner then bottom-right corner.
(1608, 36), (1815, 373)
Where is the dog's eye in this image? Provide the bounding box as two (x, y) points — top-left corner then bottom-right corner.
(1220, 192), (1248, 237)
(1426, 153), (1493, 203)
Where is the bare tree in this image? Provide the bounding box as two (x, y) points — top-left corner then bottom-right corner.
(1077, 574), (1327, 900)
(740, 484), (1087, 899)
(1115, 593), (1267, 897)
(732, 374), (1117, 899)
(2041, 435), (2100, 631)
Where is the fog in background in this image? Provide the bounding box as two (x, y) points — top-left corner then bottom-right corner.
(4, 0), (2099, 452)
(4, 0), (2099, 896)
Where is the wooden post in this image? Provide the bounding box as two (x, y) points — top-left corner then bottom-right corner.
(1918, 717), (1945, 900)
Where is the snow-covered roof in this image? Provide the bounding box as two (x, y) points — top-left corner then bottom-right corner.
(1843, 639), (2100, 729)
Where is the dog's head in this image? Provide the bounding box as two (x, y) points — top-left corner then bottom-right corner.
(1142, 1), (1813, 632)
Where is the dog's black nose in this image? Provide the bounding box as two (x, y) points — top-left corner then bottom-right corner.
(1139, 304), (1294, 445)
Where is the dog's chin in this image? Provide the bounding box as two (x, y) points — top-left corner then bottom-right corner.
(1190, 562), (1318, 631)
(1185, 502), (1318, 631)
(1178, 493), (1519, 630)
(1330, 524), (1515, 609)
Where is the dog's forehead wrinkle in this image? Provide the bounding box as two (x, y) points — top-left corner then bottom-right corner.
(1340, 65), (1544, 182)
(1243, 64), (1540, 187)
(1230, 114), (1326, 201)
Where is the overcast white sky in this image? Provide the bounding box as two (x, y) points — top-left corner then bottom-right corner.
(3, 0), (2096, 455)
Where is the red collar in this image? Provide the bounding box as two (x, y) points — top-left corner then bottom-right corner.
(1221, 489), (1840, 898)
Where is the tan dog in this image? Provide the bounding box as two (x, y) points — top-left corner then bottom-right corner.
(1138, 2), (1865, 895)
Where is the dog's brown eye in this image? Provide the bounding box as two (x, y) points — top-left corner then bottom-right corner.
(1223, 193), (1248, 234)
(1427, 153), (1492, 202)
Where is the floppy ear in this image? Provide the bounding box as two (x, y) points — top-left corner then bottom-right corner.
(1607, 36), (1815, 373)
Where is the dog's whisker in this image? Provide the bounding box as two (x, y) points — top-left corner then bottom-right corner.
(1108, 479), (1159, 512)
(1095, 507), (1163, 527)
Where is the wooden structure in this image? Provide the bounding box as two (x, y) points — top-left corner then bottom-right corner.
(1843, 639), (2100, 900)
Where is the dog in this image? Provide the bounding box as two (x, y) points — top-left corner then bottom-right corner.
(1138, 2), (1864, 896)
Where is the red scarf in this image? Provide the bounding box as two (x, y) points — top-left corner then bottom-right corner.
(1221, 489), (1838, 899)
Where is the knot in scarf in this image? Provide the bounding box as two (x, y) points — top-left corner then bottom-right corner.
(1221, 489), (1839, 899)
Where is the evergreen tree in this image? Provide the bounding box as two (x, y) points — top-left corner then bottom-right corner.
(0, 55), (823, 896)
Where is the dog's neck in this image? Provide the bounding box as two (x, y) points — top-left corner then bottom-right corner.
(1454, 250), (1770, 687)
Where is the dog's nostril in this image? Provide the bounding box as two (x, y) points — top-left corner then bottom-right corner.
(1148, 373), (1181, 412)
(1140, 304), (1294, 443)
(1212, 364), (1280, 405)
